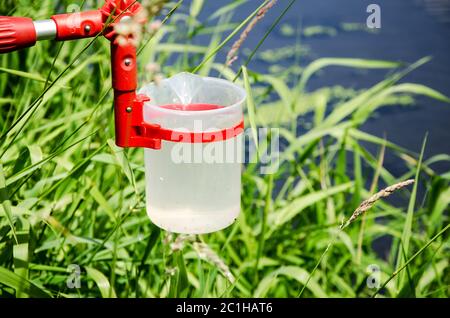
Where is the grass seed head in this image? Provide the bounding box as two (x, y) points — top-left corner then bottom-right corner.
(346, 179), (415, 226)
(226, 0), (278, 66)
(193, 242), (235, 284)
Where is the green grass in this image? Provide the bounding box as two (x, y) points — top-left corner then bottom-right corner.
(0, 0), (449, 298)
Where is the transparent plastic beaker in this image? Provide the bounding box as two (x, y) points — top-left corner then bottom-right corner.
(138, 72), (246, 234)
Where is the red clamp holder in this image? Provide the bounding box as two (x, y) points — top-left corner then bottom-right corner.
(0, 0), (162, 149)
(124, 94), (162, 150)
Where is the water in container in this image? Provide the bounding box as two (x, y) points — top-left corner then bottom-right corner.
(138, 72), (246, 234)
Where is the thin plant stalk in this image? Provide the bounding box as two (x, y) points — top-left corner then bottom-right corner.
(356, 139), (386, 264)
(192, 0), (272, 73)
(254, 173), (274, 284)
(372, 223), (450, 297)
(298, 178), (415, 297)
(232, 0), (297, 81)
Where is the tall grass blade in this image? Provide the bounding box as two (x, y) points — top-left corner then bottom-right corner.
(192, 0), (271, 73)
(395, 134), (427, 292)
(298, 58), (401, 92)
(373, 222), (450, 297)
(85, 266), (117, 298)
(0, 266), (51, 297)
(242, 66), (259, 152)
(0, 164), (17, 243)
(256, 266), (327, 297)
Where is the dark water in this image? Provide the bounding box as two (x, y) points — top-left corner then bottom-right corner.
(198, 0), (450, 175)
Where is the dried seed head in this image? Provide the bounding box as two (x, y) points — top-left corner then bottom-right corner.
(162, 232), (173, 245)
(113, 0), (168, 48)
(135, 8), (149, 23)
(142, 0), (168, 17)
(116, 35), (129, 47)
(226, 56), (238, 67)
(114, 18), (142, 46)
(148, 19), (162, 33)
(226, 0), (278, 66)
(145, 62), (161, 73)
(345, 179), (415, 227)
(170, 234), (195, 252)
(153, 73), (164, 86)
(193, 242), (235, 284)
(114, 21), (132, 36)
(165, 267), (177, 276)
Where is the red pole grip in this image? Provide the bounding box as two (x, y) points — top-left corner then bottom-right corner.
(0, 16), (36, 53)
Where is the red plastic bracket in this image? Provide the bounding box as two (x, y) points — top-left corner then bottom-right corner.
(119, 94), (245, 150)
(0, 1), (245, 150)
(116, 94), (162, 150)
(51, 0), (158, 149)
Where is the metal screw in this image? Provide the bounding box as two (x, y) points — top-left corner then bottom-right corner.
(84, 25), (91, 33)
(126, 106), (132, 113)
(124, 58), (132, 67)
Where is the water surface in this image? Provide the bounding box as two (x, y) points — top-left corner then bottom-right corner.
(199, 0), (450, 174)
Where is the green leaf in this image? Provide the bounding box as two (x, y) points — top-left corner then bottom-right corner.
(6, 132), (98, 186)
(0, 164), (17, 243)
(298, 58), (401, 91)
(190, 0), (204, 18)
(260, 74), (293, 110)
(429, 187), (450, 232)
(269, 182), (354, 234)
(155, 43), (209, 54)
(208, 0), (247, 21)
(321, 57), (430, 128)
(395, 134), (427, 292)
(352, 83), (450, 121)
(27, 145), (43, 165)
(107, 139), (138, 195)
(417, 259), (448, 295)
(192, 0), (272, 73)
(242, 66), (259, 152)
(13, 219), (30, 298)
(175, 251), (189, 297)
(0, 98), (14, 105)
(280, 121), (353, 164)
(85, 266), (117, 298)
(255, 266), (327, 297)
(388, 83), (450, 103)
(0, 266), (51, 298)
(0, 67), (47, 82)
(88, 179), (116, 221)
(348, 128), (411, 155)
(373, 223), (450, 297)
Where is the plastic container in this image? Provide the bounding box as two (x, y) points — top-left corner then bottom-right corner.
(138, 72), (246, 234)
